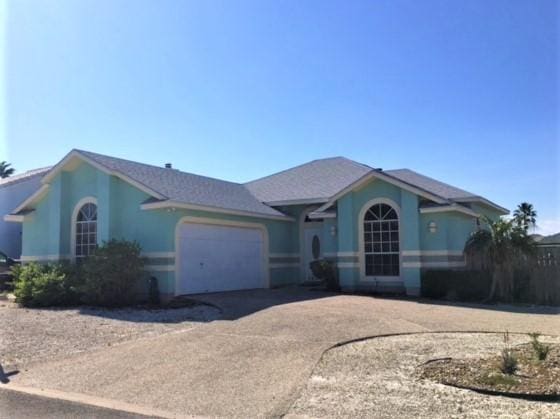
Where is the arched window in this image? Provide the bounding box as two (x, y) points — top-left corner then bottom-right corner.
(363, 203), (399, 276)
(75, 202), (97, 258)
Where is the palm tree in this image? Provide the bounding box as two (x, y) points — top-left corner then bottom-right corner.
(513, 202), (537, 232)
(0, 161), (15, 178)
(465, 217), (535, 302)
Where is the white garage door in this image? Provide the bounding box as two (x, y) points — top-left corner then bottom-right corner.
(177, 223), (265, 295)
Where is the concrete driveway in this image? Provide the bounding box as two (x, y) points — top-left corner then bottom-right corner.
(4, 288), (559, 418)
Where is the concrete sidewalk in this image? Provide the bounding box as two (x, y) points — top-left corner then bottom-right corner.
(6, 289), (559, 417)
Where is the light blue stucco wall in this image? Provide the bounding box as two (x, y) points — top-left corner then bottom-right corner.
(334, 178), (422, 294)
(20, 160), (506, 299)
(21, 161), (299, 296)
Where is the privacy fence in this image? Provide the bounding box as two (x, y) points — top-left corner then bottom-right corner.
(421, 245), (559, 306)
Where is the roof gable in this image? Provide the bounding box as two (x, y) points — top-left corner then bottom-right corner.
(13, 150), (288, 219)
(245, 157), (373, 204)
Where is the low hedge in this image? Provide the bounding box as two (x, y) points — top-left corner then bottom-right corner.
(13, 262), (82, 307)
(421, 269), (491, 302)
(12, 239), (148, 308)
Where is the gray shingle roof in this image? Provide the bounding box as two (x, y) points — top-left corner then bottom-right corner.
(245, 157), (373, 203)
(384, 169), (476, 200)
(0, 167), (52, 188)
(244, 157), (505, 213)
(76, 150), (286, 218)
(22, 151), (503, 218)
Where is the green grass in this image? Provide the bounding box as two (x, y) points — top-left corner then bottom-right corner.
(480, 373), (519, 388)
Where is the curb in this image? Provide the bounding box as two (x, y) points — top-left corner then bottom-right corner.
(0, 383), (197, 418)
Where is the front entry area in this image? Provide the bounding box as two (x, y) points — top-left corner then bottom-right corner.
(177, 222), (266, 294)
(302, 222), (323, 282)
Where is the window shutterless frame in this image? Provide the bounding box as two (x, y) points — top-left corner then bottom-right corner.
(71, 197), (98, 260)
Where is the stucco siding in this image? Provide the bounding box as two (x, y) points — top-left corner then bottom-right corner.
(20, 160), (300, 295)
(333, 177), (421, 293)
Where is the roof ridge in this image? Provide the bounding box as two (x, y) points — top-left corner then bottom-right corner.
(75, 149), (245, 187)
(245, 156), (372, 185)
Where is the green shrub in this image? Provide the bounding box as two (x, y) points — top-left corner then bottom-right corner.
(500, 331), (518, 375)
(80, 239), (146, 307)
(528, 332), (550, 361)
(310, 259), (340, 291)
(421, 269), (491, 301)
(13, 262), (82, 307)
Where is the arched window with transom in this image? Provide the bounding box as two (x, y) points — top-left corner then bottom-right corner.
(363, 203), (400, 276)
(75, 202), (97, 258)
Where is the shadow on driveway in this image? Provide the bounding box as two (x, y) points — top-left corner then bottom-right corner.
(66, 286), (558, 325)
(413, 297), (560, 315)
(190, 286), (337, 320)
(194, 287), (559, 320)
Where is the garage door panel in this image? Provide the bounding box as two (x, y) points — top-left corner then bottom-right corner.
(178, 223), (265, 295)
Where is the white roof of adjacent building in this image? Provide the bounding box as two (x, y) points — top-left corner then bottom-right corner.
(0, 167), (52, 188)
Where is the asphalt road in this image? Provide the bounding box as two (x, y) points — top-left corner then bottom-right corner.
(0, 387), (156, 419)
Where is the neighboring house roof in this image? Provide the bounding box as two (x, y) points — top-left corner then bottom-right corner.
(245, 157), (373, 204)
(0, 167), (52, 188)
(537, 233), (560, 245)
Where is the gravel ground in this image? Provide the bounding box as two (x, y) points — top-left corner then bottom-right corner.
(288, 333), (560, 419)
(0, 300), (220, 370)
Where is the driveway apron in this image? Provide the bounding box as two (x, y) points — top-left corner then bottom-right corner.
(6, 289), (559, 417)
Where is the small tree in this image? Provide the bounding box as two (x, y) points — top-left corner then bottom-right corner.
(0, 161), (15, 178)
(80, 239), (146, 307)
(513, 202), (537, 232)
(465, 218), (535, 302)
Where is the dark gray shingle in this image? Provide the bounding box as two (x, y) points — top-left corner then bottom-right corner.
(77, 150), (285, 217)
(245, 157), (373, 203)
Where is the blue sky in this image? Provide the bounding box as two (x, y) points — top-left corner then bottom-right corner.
(2, 0), (558, 233)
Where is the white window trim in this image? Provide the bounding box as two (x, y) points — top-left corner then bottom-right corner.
(70, 197), (98, 261)
(173, 216), (270, 296)
(358, 197), (402, 283)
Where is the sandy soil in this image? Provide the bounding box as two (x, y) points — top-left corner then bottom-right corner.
(0, 301), (220, 369)
(288, 332), (560, 419)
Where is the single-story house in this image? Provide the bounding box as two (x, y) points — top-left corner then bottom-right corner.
(5, 149), (508, 299)
(0, 167), (51, 258)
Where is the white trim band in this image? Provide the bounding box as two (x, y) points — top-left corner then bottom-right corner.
(402, 261), (467, 268)
(323, 251), (359, 258)
(4, 214), (25, 222)
(20, 254), (71, 262)
(269, 253), (300, 258)
(401, 250), (464, 256)
(419, 204), (478, 217)
(141, 200), (294, 222)
(270, 262), (300, 269)
(141, 252), (176, 258)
